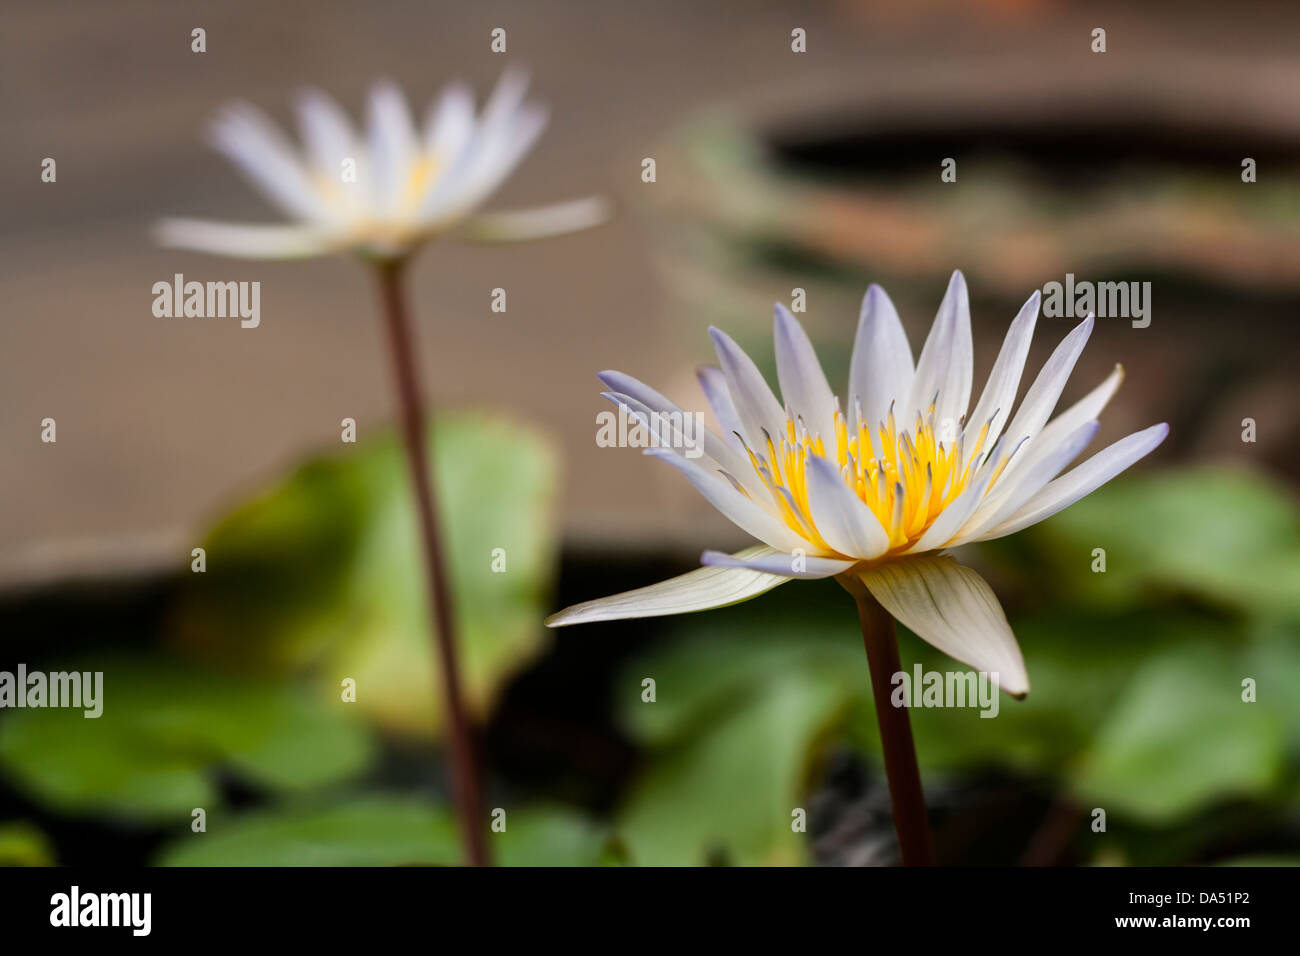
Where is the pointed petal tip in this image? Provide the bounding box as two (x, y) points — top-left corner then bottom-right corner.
(860, 282), (889, 309)
(992, 656), (1031, 700)
(695, 363), (721, 380)
(367, 78), (407, 111)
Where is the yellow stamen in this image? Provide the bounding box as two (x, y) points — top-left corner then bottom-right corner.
(747, 394), (985, 558)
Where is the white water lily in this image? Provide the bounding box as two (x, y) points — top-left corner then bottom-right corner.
(547, 272), (1169, 697)
(157, 70), (607, 260)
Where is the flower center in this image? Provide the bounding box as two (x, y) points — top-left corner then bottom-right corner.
(401, 153), (440, 210)
(742, 398), (1002, 555)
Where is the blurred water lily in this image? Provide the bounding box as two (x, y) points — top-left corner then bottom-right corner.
(157, 70), (608, 260)
(155, 69), (612, 866)
(548, 272), (1168, 699)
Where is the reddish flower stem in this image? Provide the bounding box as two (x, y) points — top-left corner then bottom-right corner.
(840, 575), (935, 866)
(374, 257), (489, 867)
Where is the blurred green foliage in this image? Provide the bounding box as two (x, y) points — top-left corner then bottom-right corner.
(171, 413), (560, 736)
(614, 465), (1300, 865)
(0, 821), (54, 866)
(616, 626), (858, 865)
(1029, 467), (1300, 619)
(157, 796), (610, 867)
(1, 444), (1295, 866)
(0, 413), (571, 861)
(0, 656), (371, 821)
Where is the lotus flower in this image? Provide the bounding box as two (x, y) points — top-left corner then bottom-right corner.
(157, 70), (607, 260)
(548, 272), (1168, 697)
(154, 69), (614, 867)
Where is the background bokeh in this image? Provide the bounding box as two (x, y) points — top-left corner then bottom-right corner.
(1, 0), (1297, 865)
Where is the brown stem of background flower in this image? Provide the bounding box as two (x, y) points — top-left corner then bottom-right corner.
(840, 575), (935, 866)
(374, 257), (489, 867)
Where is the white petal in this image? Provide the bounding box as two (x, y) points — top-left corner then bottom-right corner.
(972, 422), (1169, 542)
(848, 283), (914, 440)
(951, 419), (1100, 544)
(597, 370), (752, 480)
(709, 326), (787, 451)
(421, 70), (542, 223)
(424, 81), (476, 161)
(295, 89), (358, 178)
(601, 390), (756, 495)
(478, 68), (533, 134)
(773, 304), (837, 443)
(993, 316), (1093, 489)
(366, 81), (419, 215)
(422, 104), (548, 225)
(856, 554), (1029, 697)
(208, 103), (329, 222)
(696, 366), (746, 452)
(546, 545), (789, 626)
(804, 454), (891, 559)
(1011, 364), (1124, 481)
(645, 448), (810, 553)
(701, 548), (855, 579)
(456, 196), (610, 242)
(904, 270), (972, 437)
(965, 290), (1039, 454)
(155, 218), (336, 259)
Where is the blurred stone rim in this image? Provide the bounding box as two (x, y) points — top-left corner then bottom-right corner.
(639, 54), (1300, 298)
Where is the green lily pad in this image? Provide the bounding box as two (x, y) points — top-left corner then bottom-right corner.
(1069, 642), (1286, 822)
(901, 607), (1228, 774)
(172, 413), (560, 737)
(0, 656), (372, 821)
(614, 597), (861, 747)
(156, 795), (608, 866)
(618, 669), (850, 866)
(614, 603), (860, 866)
(1024, 465), (1300, 618)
